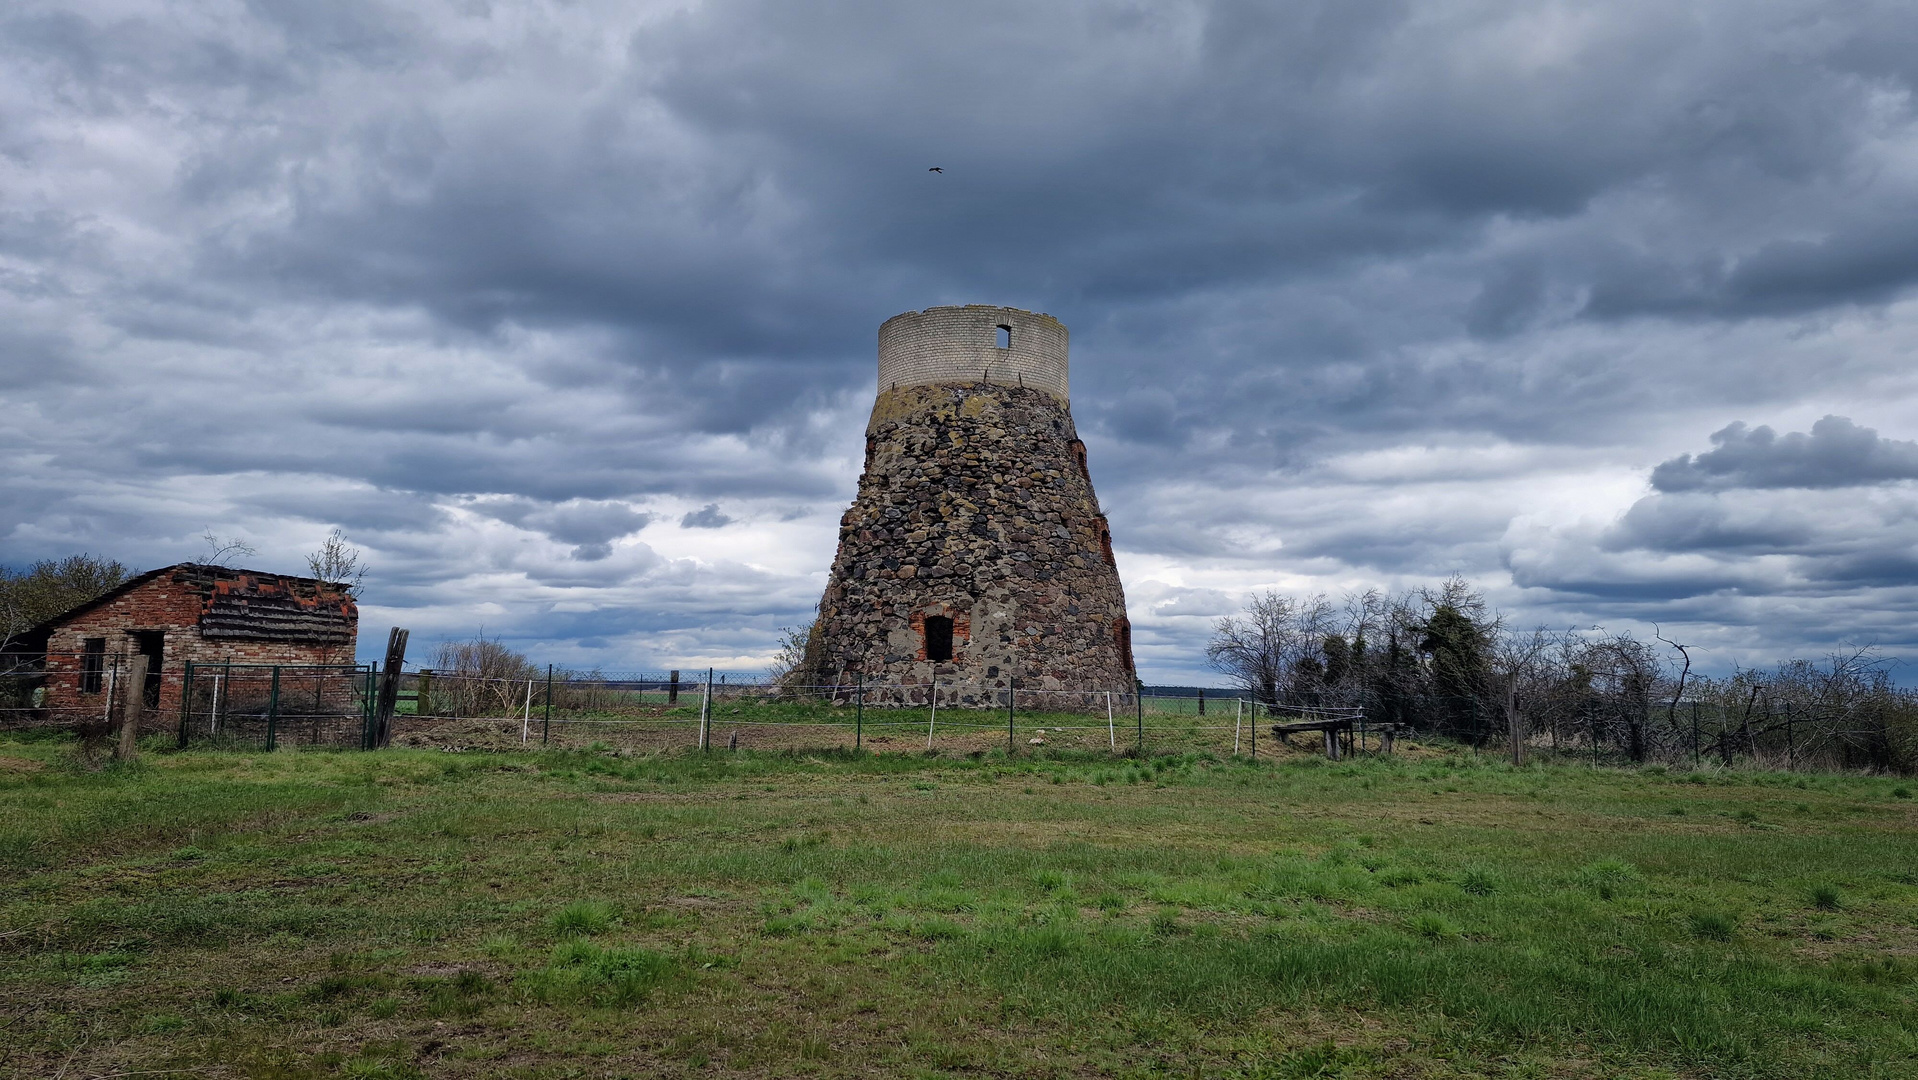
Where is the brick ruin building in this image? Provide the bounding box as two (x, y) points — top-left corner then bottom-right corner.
(15, 563), (359, 721)
(804, 305), (1135, 704)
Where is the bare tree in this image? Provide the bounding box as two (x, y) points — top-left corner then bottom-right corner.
(1577, 632), (1662, 762)
(199, 530), (257, 567)
(305, 528), (366, 595)
(432, 633), (540, 716)
(1493, 626), (1558, 764)
(1654, 624), (1696, 753)
(1206, 591), (1333, 703)
(1207, 592), (1293, 703)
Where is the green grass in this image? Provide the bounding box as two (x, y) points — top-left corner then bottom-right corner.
(2, 732), (1917, 1077)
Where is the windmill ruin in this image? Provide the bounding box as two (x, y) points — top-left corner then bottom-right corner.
(804, 305), (1135, 704)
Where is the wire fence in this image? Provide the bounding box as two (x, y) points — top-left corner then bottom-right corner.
(0, 654), (377, 751)
(377, 669), (1374, 758)
(9, 651), (1889, 769)
(176, 662), (377, 750)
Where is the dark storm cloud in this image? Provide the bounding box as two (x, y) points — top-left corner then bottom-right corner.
(1651, 417), (1918, 492)
(467, 497), (654, 560)
(1605, 495), (1818, 553)
(679, 505), (733, 530)
(9, 0), (1918, 676)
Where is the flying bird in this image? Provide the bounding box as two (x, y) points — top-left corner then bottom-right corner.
(928, 167), (943, 173)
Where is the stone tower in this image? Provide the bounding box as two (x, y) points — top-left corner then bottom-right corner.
(805, 305), (1135, 704)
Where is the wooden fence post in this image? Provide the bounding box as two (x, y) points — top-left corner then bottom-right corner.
(114, 654), (149, 762)
(1507, 677), (1523, 767)
(372, 627), (409, 749)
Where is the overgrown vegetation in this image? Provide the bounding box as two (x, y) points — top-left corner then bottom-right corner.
(0, 553), (131, 652)
(0, 555), (132, 713)
(2, 733), (1915, 1077)
(426, 635), (542, 718)
(1210, 579), (1918, 772)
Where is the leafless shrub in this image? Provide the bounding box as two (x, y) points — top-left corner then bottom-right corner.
(430, 634), (540, 717)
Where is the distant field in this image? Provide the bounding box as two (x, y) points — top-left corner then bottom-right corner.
(2, 735), (1915, 1079)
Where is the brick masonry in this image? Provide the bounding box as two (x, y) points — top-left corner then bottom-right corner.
(34, 564), (359, 723)
(806, 306), (1134, 704)
(878, 305), (1069, 400)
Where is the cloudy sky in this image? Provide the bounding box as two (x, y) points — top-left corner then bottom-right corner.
(7, 0), (1918, 682)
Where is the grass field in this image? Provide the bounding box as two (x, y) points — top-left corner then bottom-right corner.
(2, 732), (1916, 1079)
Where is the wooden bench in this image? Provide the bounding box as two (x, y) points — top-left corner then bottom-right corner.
(1270, 719), (1400, 759)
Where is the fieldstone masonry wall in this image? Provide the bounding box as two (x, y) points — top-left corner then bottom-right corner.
(807, 306), (1133, 704)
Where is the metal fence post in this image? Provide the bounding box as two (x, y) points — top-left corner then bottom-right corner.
(699, 667), (713, 751)
(177, 660), (194, 750)
(855, 674), (863, 751)
(1135, 684), (1144, 755)
(266, 665), (280, 751)
(1691, 701), (1700, 768)
(1250, 697), (1256, 759)
(1007, 679), (1015, 756)
(543, 664), (553, 746)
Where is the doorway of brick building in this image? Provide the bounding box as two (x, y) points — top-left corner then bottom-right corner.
(131, 630), (165, 707)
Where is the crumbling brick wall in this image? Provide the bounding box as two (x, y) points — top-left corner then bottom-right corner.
(37, 565), (358, 723)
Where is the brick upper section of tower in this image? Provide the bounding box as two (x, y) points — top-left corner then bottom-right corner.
(878, 305), (1069, 400)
